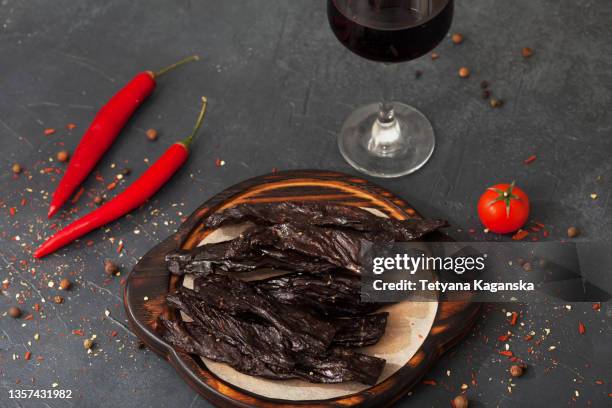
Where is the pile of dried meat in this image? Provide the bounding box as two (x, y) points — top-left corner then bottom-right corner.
(160, 202), (446, 385)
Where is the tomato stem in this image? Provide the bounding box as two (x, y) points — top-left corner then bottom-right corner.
(180, 97), (208, 149)
(154, 55), (200, 78)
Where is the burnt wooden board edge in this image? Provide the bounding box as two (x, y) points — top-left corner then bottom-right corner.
(124, 170), (482, 408)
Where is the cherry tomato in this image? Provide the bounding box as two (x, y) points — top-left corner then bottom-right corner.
(477, 182), (529, 234)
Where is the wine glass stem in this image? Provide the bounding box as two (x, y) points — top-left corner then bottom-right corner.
(368, 62), (405, 157)
(378, 63), (396, 123)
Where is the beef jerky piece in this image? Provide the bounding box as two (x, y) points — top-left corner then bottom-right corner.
(159, 317), (295, 379)
(166, 238), (336, 276)
(245, 223), (373, 274)
(332, 313), (389, 347)
(161, 315), (385, 384)
(295, 348), (386, 386)
(188, 275), (336, 353)
(255, 271), (381, 317)
(204, 201), (447, 241)
(167, 291), (295, 371)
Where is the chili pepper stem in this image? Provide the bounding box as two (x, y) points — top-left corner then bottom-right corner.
(180, 97), (208, 149)
(154, 55), (200, 78)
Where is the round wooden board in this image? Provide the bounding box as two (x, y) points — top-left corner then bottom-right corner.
(124, 170), (481, 407)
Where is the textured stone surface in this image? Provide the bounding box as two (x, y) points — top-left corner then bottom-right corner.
(0, 0), (610, 407)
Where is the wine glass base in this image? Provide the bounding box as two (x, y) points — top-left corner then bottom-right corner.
(338, 102), (435, 178)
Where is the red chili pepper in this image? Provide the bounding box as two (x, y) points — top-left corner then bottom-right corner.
(35, 97), (208, 258)
(47, 55), (199, 219)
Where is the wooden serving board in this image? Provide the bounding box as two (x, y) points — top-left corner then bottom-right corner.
(124, 170), (481, 407)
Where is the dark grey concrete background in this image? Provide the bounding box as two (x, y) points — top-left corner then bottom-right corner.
(1, 0), (611, 407)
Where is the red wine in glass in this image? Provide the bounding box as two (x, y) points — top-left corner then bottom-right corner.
(327, 0), (454, 178)
(328, 0), (454, 62)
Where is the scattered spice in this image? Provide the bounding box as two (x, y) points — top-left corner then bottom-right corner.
(590, 193), (598, 200)
(510, 364), (524, 377)
(512, 230), (529, 241)
(43, 128), (56, 136)
(67, 123), (77, 130)
(521, 47), (534, 58)
(53, 295), (64, 304)
(490, 98), (504, 108)
(12, 163), (22, 174)
(83, 339), (94, 350)
(578, 321), (586, 335)
(510, 312), (519, 326)
(451, 394), (468, 408)
(24, 351), (31, 361)
(458, 67), (470, 78)
(593, 303), (601, 311)
(121, 167), (131, 176)
(56, 150), (70, 162)
(59, 278), (72, 290)
(104, 259), (119, 276)
(93, 195), (104, 205)
(567, 226), (580, 238)
(524, 155), (537, 165)
(146, 128), (158, 141)
(107, 181), (117, 190)
(522, 262), (532, 272)
(451, 33), (464, 44)
(8, 306), (22, 318)
(422, 379), (437, 386)
(431, 52), (439, 60)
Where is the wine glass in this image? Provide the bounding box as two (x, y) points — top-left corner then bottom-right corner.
(328, 0), (454, 177)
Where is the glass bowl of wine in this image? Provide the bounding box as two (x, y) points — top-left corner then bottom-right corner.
(328, 0), (454, 178)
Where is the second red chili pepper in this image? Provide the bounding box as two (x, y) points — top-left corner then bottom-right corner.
(47, 55), (199, 219)
(35, 97), (208, 258)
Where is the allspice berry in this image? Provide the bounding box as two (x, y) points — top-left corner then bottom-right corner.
(12, 163), (22, 174)
(83, 339), (94, 350)
(104, 260), (119, 276)
(8, 306), (22, 318)
(59, 278), (72, 291)
(510, 364), (524, 377)
(451, 33), (464, 44)
(521, 47), (534, 58)
(146, 128), (158, 141)
(458, 67), (470, 78)
(567, 226), (580, 238)
(56, 150), (70, 162)
(452, 394), (469, 408)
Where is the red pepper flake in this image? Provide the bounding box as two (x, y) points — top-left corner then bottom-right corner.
(214, 158), (223, 167)
(110, 330), (118, 337)
(498, 334), (511, 342)
(43, 167), (58, 174)
(24, 351), (31, 361)
(24, 314), (33, 320)
(117, 241), (124, 253)
(71, 187), (85, 204)
(499, 350), (514, 357)
(524, 155), (537, 165)
(33, 303), (40, 312)
(512, 230), (529, 241)
(20, 198), (27, 206)
(86, 240), (94, 247)
(578, 321), (586, 335)
(534, 221), (545, 228)
(422, 379), (437, 386)
(67, 123), (76, 130)
(592, 303), (601, 311)
(510, 312), (519, 326)
(106, 181), (117, 190)
(43, 128), (56, 136)
(9, 207), (16, 216)
(595, 380), (604, 385)
(524, 334), (534, 341)
(543, 230), (549, 237)
(72, 329), (84, 336)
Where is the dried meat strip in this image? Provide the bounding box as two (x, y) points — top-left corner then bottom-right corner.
(331, 313), (389, 348)
(204, 201), (447, 241)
